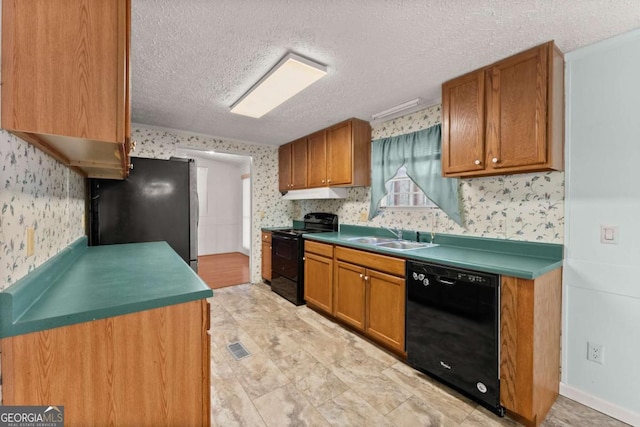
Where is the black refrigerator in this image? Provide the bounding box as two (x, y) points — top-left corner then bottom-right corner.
(89, 157), (199, 272)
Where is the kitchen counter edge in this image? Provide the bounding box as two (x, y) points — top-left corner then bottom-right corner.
(303, 232), (562, 279)
(0, 237), (213, 338)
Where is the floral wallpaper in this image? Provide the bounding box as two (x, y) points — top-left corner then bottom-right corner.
(296, 104), (564, 243)
(131, 125), (293, 283)
(0, 130), (86, 291)
(0, 105), (564, 293)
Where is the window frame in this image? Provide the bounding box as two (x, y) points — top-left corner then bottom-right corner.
(379, 165), (437, 209)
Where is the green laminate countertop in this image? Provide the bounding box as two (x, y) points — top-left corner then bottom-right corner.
(0, 238), (213, 338)
(303, 226), (563, 279)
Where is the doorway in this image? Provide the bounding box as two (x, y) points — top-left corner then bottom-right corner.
(175, 147), (252, 289)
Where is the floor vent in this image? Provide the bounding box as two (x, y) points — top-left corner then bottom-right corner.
(227, 341), (250, 360)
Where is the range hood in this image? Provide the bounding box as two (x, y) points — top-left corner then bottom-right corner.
(281, 187), (348, 200)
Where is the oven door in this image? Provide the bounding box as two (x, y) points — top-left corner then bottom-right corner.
(272, 233), (299, 281)
(271, 233), (305, 305)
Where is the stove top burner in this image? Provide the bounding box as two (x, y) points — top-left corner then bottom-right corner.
(272, 212), (339, 238)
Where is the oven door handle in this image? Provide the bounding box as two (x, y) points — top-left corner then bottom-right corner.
(273, 234), (298, 242)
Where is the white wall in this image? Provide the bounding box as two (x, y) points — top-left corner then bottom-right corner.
(191, 156), (245, 255)
(563, 29), (640, 425)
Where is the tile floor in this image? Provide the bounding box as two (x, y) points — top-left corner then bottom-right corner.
(209, 283), (629, 427)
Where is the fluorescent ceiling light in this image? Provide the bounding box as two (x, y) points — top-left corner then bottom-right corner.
(230, 53), (327, 118)
(371, 98), (422, 121)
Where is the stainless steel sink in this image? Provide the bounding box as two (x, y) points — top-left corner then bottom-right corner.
(375, 241), (439, 251)
(346, 236), (396, 245)
(344, 236), (439, 251)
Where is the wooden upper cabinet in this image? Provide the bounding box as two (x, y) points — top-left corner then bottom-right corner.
(442, 70), (486, 174)
(307, 130), (328, 187)
(278, 143), (292, 191)
(1, 0), (132, 180)
(278, 118), (371, 191)
(327, 121), (353, 186)
(326, 119), (371, 187)
(442, 41), (564, 177)
(279, 139), (307, 191)
(486, 46), (548, 170)
(291, 138), (308, 189)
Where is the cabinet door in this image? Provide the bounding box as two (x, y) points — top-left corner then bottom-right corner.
(1, 300), (209, 426)
(442, 70), (486, 176)
(261, 241), (272, 281)
(307, 131), (327, 187)
(327, 121), (353, 186)
(2, 0), (129, 143)
(366, 269), (406, 352)
(486, 44), (548, 170)
(278, 143), (292, 191)
(304, 252), (333, 313)
(334, 261), (366, 331)
(291, 138), (308, 189)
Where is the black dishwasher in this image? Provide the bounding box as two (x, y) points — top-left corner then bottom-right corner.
(406, 260), (504, 416)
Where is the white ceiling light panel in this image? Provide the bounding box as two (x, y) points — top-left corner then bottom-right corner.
(230, 53), (327, 118)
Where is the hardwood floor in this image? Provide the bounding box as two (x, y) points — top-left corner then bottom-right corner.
(198, 252), (250, 289)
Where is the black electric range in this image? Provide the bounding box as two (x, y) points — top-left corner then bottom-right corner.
(271, 213), (338, 305)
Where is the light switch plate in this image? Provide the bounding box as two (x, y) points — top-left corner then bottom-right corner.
(26, 226), (35, 257)
(600, 225), (619, 244)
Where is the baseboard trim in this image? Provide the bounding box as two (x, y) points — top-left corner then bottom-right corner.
(560, 383), (640, 426)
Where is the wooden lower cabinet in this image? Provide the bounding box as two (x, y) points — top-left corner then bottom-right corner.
(1, 300), (211, 427)
(334, 261), (367, 331)
(332, 246), (406, 354)
(500, 268), (562, 426)
(304, 240), (335, 314)
(261, 231), (272, 282)
(302, 239), (562, 425)
(366, 269), (406, 352)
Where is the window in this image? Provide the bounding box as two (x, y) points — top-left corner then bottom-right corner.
(380, 165), (436, 208)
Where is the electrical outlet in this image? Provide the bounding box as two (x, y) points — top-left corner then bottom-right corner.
(497, 219), (505, 232)
(587, 342), (604, 364)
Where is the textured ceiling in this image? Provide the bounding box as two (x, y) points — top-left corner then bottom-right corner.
(131, 0), (640, 146)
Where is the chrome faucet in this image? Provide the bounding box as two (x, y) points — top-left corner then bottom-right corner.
(385, 227), (403, 240)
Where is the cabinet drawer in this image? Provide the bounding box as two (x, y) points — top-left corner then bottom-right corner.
(305, 240), (333, 258)
(335, 246), (405, 277)
(262, 232), (272, 244)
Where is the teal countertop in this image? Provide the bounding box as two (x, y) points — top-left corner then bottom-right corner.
(0, 237), (213, 338)
(304, 225), (563, 279)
